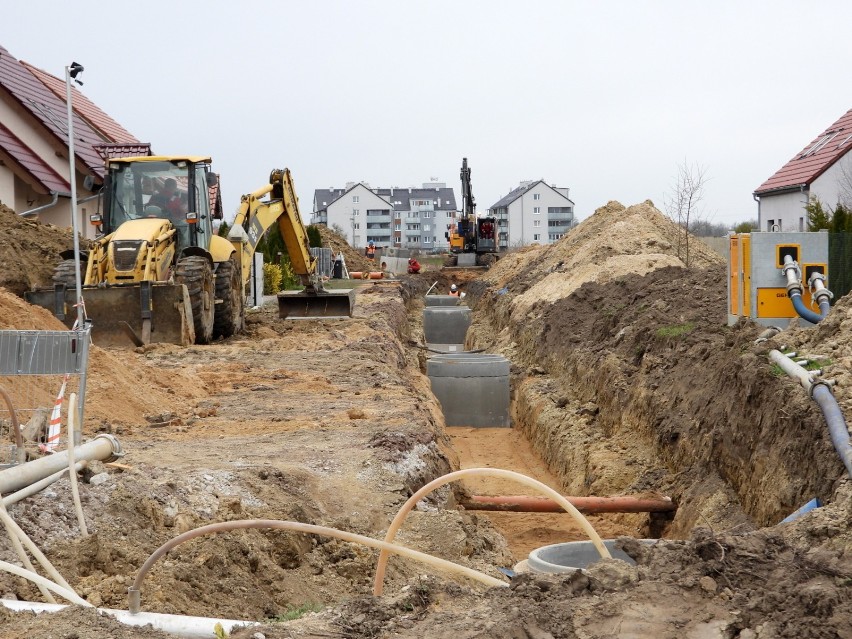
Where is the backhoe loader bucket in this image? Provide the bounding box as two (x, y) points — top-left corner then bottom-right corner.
(277, 289), (355, 319)
(26, 283), (195, 348)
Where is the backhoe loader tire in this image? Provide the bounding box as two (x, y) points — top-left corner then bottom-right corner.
(213, 256), (244, 339)
(52, 259), (83, 287)
(175, 256), (215, 345)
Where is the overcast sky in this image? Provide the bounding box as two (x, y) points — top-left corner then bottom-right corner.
(3, 1), (851, 227)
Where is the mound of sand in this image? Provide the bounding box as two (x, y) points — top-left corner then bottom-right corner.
(0, 287), (203, 429)
(0, 204), (75, 296)
(317, 224), (375, 273)
(487, 200), (723, 318)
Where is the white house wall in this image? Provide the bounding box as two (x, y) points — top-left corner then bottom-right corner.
(325, 185), (392, 248)
(0, 94), (97, 238)
(506, 184), (573, 246)
(812, 153), (852, 210)
(759, 191), (807, 232)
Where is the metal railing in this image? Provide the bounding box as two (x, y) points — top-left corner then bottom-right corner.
(0, 328), (92, 466)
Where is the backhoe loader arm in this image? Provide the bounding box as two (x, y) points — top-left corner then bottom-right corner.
(230, 168), (353, 319)
(232, 168), (321, 291)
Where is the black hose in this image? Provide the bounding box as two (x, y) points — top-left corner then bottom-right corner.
(789, 291), (826, 324)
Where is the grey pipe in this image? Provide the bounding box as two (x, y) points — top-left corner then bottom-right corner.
(812, 384), (852, 479)
(19, 191), (63, 218)
(0, 435), (121, 495)
(769, 350), (814, 393)
(782, 256), (832, 323)
(769, 350), (852, 479)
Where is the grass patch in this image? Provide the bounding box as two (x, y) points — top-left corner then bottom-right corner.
(770, 363), (785, 377)
(269, 603), (323, 622)
(655, 322), (695, 339)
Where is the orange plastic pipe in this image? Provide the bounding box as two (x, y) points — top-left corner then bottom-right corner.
(348, 272), (384, 280)
(463, 494), (676, 514)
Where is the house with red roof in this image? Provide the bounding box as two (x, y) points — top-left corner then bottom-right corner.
(0, 44), (150, 238)
(754, 109), (852, 232)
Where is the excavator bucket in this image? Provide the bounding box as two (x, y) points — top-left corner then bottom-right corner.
(277, 289), (355, 319)
(25, 283), (195, 348)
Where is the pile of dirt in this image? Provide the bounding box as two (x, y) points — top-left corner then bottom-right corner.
(0, 287), (203, 430)
(316, 224), (375, 273)
(0, 203), (75, 296)
(482, 200), (723, 320)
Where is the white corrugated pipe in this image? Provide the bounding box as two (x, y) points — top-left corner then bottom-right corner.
(0, 600), (257, 638)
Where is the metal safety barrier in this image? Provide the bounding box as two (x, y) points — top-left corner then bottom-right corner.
(0, 328), (92, 467)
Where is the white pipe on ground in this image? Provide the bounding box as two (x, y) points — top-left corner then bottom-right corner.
(0, 435), (122, 495)
(0, 600), (258, 638)
(2, 462), (85, 507)
(66, 393), (88, 536)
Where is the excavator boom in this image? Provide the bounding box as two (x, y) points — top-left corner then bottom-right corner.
(230, 169), (354, 319)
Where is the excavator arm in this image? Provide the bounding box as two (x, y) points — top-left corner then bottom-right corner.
(229, 168), (354, 318)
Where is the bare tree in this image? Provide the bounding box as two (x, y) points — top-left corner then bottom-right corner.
(664, 160), (709, 267)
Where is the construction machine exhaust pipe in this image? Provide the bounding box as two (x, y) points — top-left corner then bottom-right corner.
(277, 289), (355, 319)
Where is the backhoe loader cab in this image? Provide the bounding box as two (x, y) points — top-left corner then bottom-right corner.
(100, 157), (219, 251)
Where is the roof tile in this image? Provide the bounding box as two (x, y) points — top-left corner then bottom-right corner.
(22, 61), (140, 145)
(0, 122), (70, 193)
(0, 45), (110, 180)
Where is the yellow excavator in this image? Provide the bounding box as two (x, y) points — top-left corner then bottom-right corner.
(26, 157), (352, 346)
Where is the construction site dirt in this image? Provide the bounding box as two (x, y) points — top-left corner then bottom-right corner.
(0, 199), (850, 638)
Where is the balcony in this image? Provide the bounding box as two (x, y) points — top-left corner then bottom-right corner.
(547, 213), (573, 223)
(366, 228), (392, 237)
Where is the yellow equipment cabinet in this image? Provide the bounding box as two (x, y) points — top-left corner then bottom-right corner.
(728, 231), (829, 327)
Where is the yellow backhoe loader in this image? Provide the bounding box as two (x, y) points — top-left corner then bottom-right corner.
(228, 168), (354, 320)
(26, 157), (352, 347)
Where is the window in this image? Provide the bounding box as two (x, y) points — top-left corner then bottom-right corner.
(353, 195), (359, 203)
(533, 234), (541, 241)
(353, 209), (360, 216)
(799, 217), (805, 232)
(394, 224), (400, 231)
(549, 233), (563, 241)
(533, 193), (540, 200)
(423, 224), (431, 231)
(533, 207), (541, 214)
(533, 220), (541, 227)
(423, 211), (432, 218)
(423, 236), (432, 244)
(353, 223), (360, 229)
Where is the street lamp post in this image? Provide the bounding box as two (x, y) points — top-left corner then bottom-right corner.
(64, 62), (85, 329)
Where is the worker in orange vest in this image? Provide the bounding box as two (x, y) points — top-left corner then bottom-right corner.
(407, 257), (421, 274)
(365, 241), (376, 260)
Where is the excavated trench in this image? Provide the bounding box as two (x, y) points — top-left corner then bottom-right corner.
(402, 256), (848, 564)
(461, 263), (845, 538)
(402, 275), (648, 564)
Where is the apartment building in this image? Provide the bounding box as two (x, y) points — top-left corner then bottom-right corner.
(313, 181), (458, 250)
(488, 180), (575, 249)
